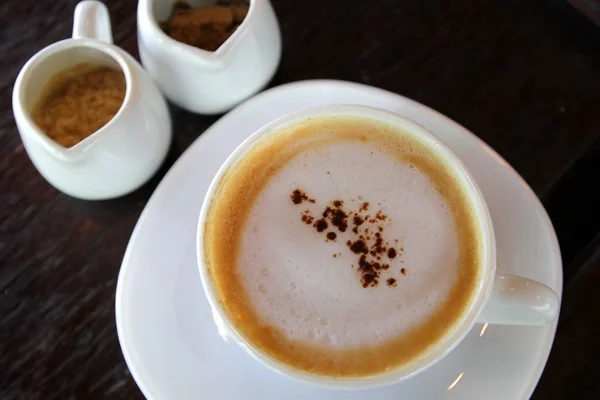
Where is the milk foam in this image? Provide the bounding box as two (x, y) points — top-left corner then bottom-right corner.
(238, 140), (459, 348)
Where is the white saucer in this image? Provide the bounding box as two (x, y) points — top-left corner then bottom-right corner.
(115, 80), (562, 400)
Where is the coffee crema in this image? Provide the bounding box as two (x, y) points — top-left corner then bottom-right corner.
(203, 116), (482, 377)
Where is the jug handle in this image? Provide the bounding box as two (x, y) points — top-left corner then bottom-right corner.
(72, 1), (113, 43)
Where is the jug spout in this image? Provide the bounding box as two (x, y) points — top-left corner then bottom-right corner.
(137, 0), (241, 70)
(137, 0), (282, 114)
(13, 45), (89, 164)
(13, 38), (138, 163)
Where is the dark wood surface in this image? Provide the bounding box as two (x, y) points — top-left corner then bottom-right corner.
(1, 0), (600, 398)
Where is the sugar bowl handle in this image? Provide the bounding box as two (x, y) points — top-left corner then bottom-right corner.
(72, 0), (113, 43)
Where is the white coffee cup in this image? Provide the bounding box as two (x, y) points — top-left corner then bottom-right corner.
(196, 105), (559, 389)
(12, 1), (172, 200)
(137, 0), (282, 114)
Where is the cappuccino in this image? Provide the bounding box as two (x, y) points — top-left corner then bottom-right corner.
(203, 116), (482, 377)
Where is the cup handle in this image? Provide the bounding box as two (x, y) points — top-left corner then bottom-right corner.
(72, 1), (113, 43)
(477, 274), (559, 325)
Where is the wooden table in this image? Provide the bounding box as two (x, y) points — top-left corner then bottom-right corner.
(1, 0), (599, 398)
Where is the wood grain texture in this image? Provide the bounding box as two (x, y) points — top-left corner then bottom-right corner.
(0, 0), (599, 398)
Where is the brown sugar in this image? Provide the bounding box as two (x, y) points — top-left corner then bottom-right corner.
(161, 1), (249, 51)
(32, 64), (126, 148)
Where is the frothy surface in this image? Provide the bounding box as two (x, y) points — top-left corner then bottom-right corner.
(204, 116), (481, 377)
(242, 141), (458, 346)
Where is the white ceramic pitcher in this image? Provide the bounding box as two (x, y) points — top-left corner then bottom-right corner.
(13, 1), (172, 200)
(137, 0), (282, 114)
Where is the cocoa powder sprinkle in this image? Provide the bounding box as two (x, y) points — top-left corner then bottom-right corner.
(388, 247), (397, 259)
(349, 240), (368, 254)
(290, 189), (404, 289)
(301, 210), (314, 225)
(330, 208), (348, 232)
(314, 219), (328, 232)
(291, 189), (315, 205)
(291, 190), (303, 204)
